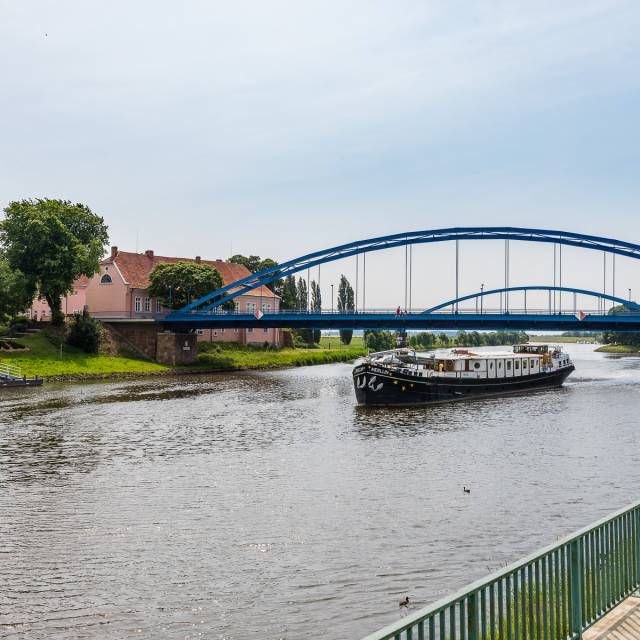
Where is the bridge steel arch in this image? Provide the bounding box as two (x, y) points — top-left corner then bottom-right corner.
(424, 286), (640, 313)
(169, 227), (640, 317)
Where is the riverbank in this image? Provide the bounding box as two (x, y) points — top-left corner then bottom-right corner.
(0, 332), (367, 381)
(595, 344), (640, 353)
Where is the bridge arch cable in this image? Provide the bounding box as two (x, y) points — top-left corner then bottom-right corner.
(423, 286), (640, 314)
(170, 227), (640, 315)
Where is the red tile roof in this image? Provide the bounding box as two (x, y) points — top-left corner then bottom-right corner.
(103, 250), (279, 298)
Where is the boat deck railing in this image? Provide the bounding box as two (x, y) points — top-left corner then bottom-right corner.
(362, 500), (640, 640)
(0, 362), (22, 380)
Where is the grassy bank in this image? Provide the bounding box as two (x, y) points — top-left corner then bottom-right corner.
(0, 332), (367, 380)
(0, 331), (169, 378)
(595, 344), (640, 353)
(529, 336), (599, 344)
(196, 341), (366, 370)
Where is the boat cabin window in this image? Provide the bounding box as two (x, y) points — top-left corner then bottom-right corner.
(515, 361), (520, 370)
(507, 361), (512, 370)
(489, 362), (494, 370)
(474, 362), (481, 369)
(523, 360), (528, 369)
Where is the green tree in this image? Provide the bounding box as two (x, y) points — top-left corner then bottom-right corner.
(364, 330), (395, 351)
(337, 274), (354, 344)
(229, 254), (283, 296)
(438, 332), (449, 346)
(281, 275), (298, 310)
(229, 254), (262, 273)
(0, 253), (32, 320)
(1, 199), (109, 325)
(148, 262), (224, 310)
(310, 280), (322, 343)
(66, 309), (102, 353)
(296, 278), (308, 311)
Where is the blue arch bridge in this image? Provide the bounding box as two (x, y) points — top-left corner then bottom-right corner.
(162, 227), (640, 333)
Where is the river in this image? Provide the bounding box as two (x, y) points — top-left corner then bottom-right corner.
(1, 344), (640, 639)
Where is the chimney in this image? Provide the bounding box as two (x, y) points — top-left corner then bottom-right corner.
(110, 246), (118, 258)
(195, 256), (201, 263)
(145, 249), (154, 258)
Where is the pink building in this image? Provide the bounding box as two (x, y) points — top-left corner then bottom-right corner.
(27, 276), (89, 321)
(26, 247), (281, 346)
(87, 247), (281, 345)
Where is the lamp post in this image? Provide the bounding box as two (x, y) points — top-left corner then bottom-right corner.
(629, 288), (632, 302)
(480, 283), (484, 315)
(331, 284), (334, 313)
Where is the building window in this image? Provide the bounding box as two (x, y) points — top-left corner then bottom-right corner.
(247, 327), (253, 333)
(100, 274), (112, 284)
(246, 302), (256, 313)
(264, 328), (268, 333)
(134, 296), (141, 312)
(144, 297), (151, 312)
(213, 330), (218, 337)
(156, 299), (162, 313)
(220, 328), (225, 333)
(261, 303), (272, 313)
(196, 329), (204, 335)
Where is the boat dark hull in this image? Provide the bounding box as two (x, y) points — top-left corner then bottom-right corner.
(353, 363), (574, 406)
(0, 377), (43, 388)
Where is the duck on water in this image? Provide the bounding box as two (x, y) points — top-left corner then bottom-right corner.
(353, 344), (574, 407)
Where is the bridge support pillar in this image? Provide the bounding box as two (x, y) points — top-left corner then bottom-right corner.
(156, 332), (198, 366)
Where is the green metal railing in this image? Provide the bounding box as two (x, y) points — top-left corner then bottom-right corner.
(362, 501), (640, 640)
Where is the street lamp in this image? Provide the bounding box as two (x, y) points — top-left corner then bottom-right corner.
(331, 284), (334, 313)
(629, 288), (632, 302)
(480, 283), (484, 315)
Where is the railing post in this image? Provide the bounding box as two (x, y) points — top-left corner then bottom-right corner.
(636, 507), (640, 593)
(467, 592), (478, 640)
(571, 539), (584, 639)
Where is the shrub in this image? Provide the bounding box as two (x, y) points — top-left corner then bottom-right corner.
(65, 310), (102, 353)
(8, 315), (30, 335)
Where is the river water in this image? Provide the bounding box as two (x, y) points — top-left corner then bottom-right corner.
(1, 345), (640, 639)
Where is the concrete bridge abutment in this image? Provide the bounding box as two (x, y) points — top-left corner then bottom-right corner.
(100, 321), (198, 365)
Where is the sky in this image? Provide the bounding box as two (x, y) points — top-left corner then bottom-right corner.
(1, 0), (639, 309)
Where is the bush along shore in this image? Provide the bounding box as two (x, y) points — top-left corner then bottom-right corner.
(0, 331), (367, 381)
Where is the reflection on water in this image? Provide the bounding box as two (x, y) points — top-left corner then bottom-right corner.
(1, 345), (640, 639)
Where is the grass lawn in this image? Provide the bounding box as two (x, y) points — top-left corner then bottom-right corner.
(595, 344), (640, 353)
(0, 332), (168, 378)
(196, 341), (366, 370)
(529, 336), (598, 343)
(0, 331), (367, 379)
(318, 335), (364, 349)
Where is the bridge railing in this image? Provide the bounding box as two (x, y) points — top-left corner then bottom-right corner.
(170, 308), (640, 317)
(361, 500), (640, 640)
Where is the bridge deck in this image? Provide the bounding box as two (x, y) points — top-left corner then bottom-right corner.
(584, 596), (640, 640)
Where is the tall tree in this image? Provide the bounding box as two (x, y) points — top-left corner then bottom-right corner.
(1, 199), (109, 325)
(296, 278), (308, 311)
(310, 280), (322, 343)
(0, 254), (32, 320)
(281, 275), (298, 310)
(337, 274), (355, 344)
(148, 262), (224, 310)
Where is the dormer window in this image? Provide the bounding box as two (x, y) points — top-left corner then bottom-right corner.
(100, 274), (113, 284)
